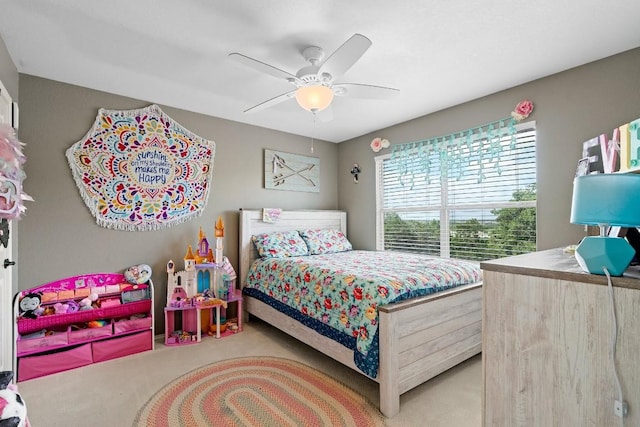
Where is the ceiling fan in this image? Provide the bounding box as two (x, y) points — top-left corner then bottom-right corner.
(229, 33), (399, 120)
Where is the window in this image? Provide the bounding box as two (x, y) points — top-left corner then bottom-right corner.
(375, 124), (536, 261)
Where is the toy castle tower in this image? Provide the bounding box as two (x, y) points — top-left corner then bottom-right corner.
(166, 216), (226, 304)
(166, 245), (199, 302)
(194, 227), (214, 264)
(214, 216), (224, 265)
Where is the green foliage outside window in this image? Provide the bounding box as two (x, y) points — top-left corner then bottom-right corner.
(384, 184), (536, 261)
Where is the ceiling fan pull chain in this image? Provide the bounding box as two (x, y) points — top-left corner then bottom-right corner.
(311, 114), (318, 153)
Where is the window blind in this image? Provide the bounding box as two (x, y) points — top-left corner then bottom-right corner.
(376, 125), (536, 261)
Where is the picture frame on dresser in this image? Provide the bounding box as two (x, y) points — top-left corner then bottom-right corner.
(582, 136), (604, 174)
(575, 157), (590, 177)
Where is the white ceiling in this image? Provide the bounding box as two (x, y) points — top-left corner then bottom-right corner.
(0, 0), (638, 143)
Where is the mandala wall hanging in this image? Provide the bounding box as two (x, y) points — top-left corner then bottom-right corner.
(66, 104), (215, 231)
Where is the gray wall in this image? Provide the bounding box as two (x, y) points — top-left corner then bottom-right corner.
(17, 75), (338, 331)
(338, 48), (640, 252)
(0, 35), (18, 101)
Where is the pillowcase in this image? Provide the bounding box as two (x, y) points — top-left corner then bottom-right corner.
(298, 229), (353, 255)
(252, 230), (309, 259)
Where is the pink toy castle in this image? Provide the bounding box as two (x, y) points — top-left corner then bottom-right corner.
(166, 216), (232, 305)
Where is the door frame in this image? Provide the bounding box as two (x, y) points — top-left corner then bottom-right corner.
(0, 78), (16, 374)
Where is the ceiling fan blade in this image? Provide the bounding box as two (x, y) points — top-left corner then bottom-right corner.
(318, 34), (372, 80)
(229, 52), (299, 82)
(333, 83), (400, 99)
(243, 90), (297, 114)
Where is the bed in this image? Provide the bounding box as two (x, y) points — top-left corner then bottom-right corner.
(239, 209), (482, 417)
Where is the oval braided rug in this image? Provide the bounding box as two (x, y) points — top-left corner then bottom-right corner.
(133, 356), (387, 427)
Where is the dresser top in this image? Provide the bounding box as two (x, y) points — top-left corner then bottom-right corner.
(480, 247), (640, 290)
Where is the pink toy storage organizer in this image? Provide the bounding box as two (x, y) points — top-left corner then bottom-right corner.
(14, 273), (154, 381)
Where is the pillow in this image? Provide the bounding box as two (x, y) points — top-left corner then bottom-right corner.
(298, 229), (353, 255)
(252, 230), (308, 259)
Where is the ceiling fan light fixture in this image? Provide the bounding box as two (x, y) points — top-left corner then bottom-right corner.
(295, 85), (334, 112)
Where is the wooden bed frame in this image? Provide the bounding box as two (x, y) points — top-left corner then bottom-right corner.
(239, 209), (482, 417)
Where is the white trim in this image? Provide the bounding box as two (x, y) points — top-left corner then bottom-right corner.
(374, 156), (384, 250)
(0, 78), (13, 375)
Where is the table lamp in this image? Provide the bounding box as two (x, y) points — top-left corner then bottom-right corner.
(570, 174), (640, 276)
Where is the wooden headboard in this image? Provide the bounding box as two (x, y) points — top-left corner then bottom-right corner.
(238, 209), (347, 287)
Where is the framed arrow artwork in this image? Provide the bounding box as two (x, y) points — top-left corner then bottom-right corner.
(264, 149), (320, 193)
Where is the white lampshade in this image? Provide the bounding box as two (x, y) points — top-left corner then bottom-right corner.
(295, 85), (334, 112)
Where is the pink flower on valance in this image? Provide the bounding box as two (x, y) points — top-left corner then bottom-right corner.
(370, 137), (390, 152)
(511, 100), (534, 121)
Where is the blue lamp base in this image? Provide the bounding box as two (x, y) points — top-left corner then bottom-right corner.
(574, 236), (635, 276)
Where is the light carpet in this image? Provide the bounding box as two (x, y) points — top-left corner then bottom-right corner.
(134, 356), (387, 427)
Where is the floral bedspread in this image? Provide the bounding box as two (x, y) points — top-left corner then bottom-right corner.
(243, 250), (481, 377)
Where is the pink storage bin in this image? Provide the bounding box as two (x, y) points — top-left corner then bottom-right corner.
(92, 330), (152, 363)
(100, 298), (121, 308)
(113, 317), (151, 334)
(57, 290), (74, 300)
(17, 331), (68, 355)
(18, 343), (93, 381)
(69, 324), (112, 343)
(41, 291), (58, 303)
(105, 284), (121, 294)
(75, 288), (90, 298)
(91, 286), (107, 295)
(18, 299), (152, 335)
